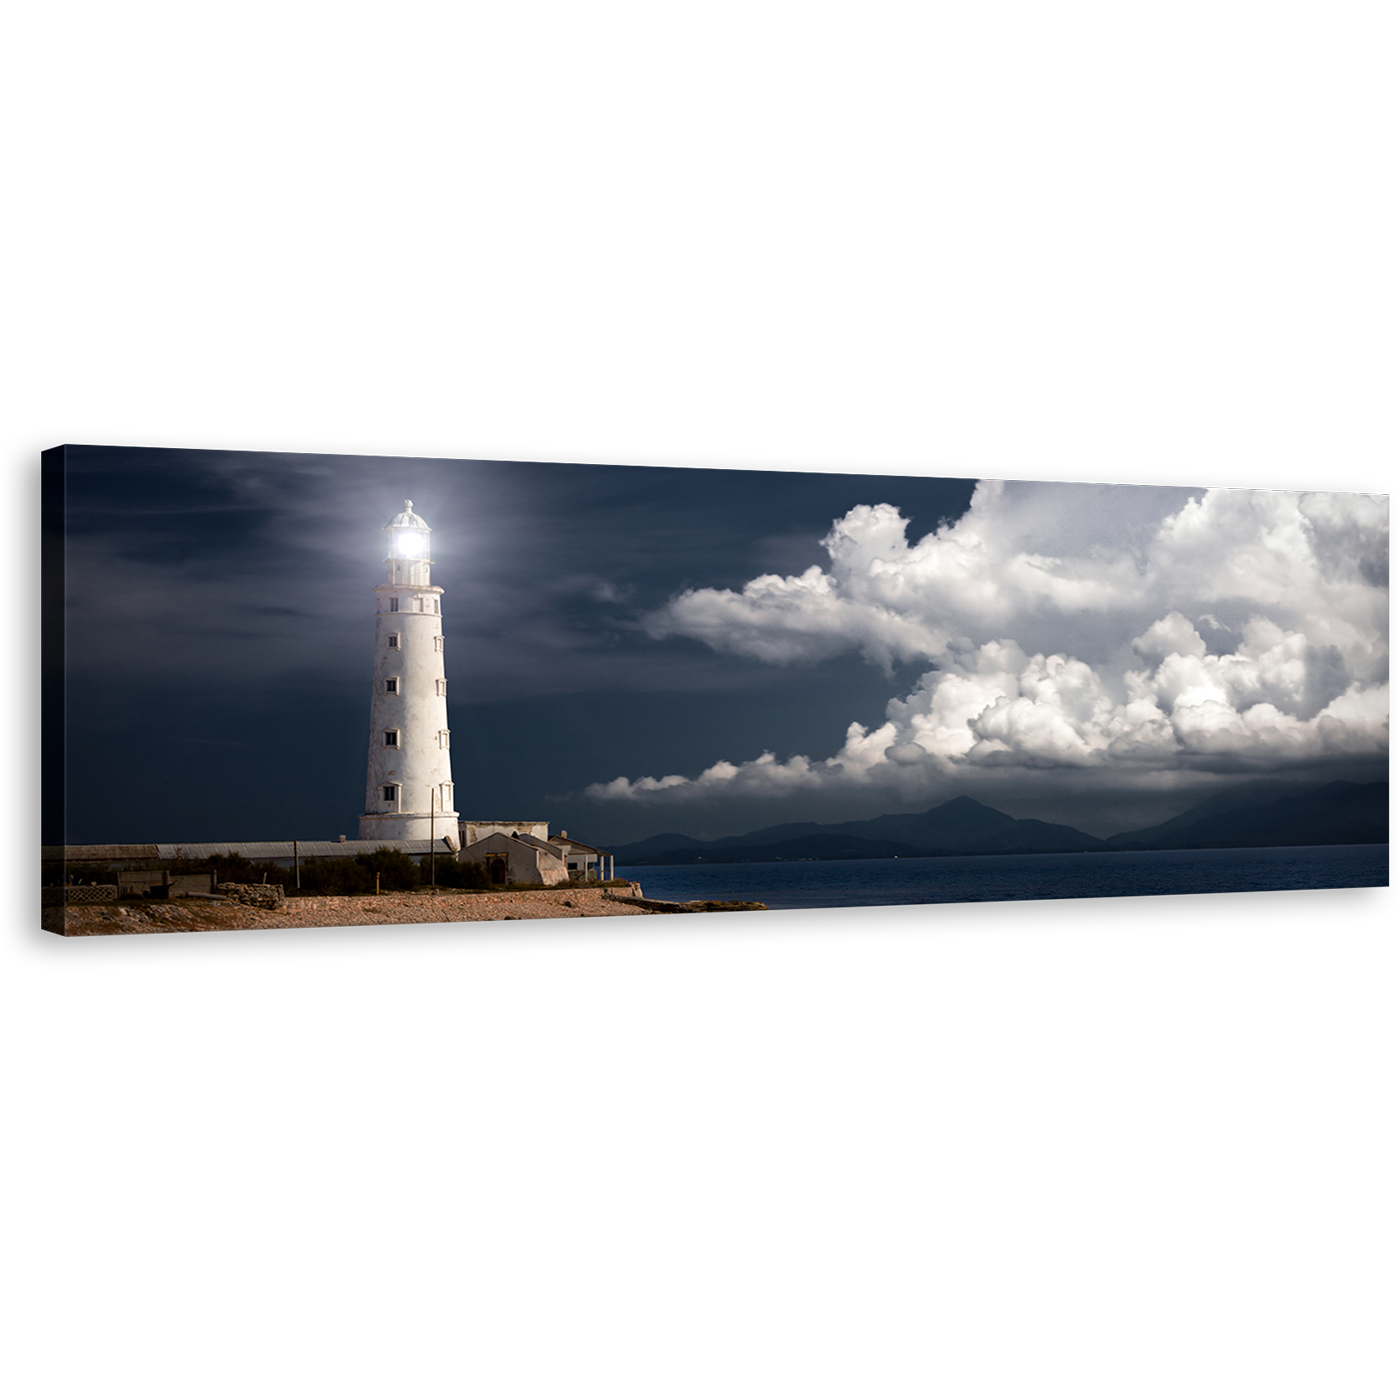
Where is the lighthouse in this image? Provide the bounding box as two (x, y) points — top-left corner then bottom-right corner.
(359, 501), (460, 847)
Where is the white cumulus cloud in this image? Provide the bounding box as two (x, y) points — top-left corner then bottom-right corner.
(591, 481), (1388, 805)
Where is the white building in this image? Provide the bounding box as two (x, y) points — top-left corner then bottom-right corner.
(351, 501), (618, 882)
(460, 830), (571, 887)
(550, 831), (615, 881)
(359, 502), (460, 847)
(454, 824), (617, 885)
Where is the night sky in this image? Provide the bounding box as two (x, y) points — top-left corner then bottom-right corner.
(50, 446), (1388, 848)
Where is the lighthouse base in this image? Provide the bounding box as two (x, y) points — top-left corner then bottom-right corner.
(359, 811), (461, 850)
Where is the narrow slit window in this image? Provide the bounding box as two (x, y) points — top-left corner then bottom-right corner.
(384, 730), (399, 747)
(385, 677), (399, 694)
(387, 633), (400, 649)
(389, 597), (399, 613)
(439, 729), (450, 748)
(434, 636), (444, 652)
(382, 785), (397, 803)
(436, 678), (447, 696)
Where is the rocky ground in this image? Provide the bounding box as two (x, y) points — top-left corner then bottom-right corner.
(44, 886), (766, 936)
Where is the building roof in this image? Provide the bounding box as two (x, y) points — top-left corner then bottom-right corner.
(510, 831), (565, 856)
(49, 839), (457, 862)
(460, 832), (564, 859)
(457, 819), (550, 826)
(385, 499), (429, 530)
(47, 831), (606, 866)
(550, 836), (612, 856)
(43, 844), (159, 863)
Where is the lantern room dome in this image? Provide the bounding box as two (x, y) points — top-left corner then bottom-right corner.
(386, 500), (429, 530)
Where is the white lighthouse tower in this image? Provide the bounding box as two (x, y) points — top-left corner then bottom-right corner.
(359, 501), (460, 847)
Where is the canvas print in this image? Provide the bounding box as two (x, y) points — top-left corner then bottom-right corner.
(41, 446), (1389, 935)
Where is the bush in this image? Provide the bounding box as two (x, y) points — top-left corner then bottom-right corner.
(290, 857), (375, 896)
(430, 859), (492, 890)
(182, 852), (291, 889)
(354, 847), (421, 890)
(52, 849), (485, 899)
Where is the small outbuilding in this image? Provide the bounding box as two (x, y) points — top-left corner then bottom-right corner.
(549, 831), (615, 881)
(458, 831), (570, 887)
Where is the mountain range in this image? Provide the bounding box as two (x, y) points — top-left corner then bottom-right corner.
(608, 781), (1388, 865)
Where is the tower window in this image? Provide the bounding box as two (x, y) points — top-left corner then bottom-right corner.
(384, 730), (399, 747)
(434, 636), (444, 652)
(389, 597), (399, 612)
(432, 599), (439, 614)
(439, 730), (450, 748)
(385, 677), (399, 694)
(436, 678), (447, 696)
(382, 785), (398, 803)
(387, 633), (400, 649)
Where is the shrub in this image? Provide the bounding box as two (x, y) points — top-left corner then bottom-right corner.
(203, 852), (290, 889)
(353, 847), (420, 890)
(430, 859), (492, 890)
(290, 857), (375, 896)
(112, 848), (503, 898)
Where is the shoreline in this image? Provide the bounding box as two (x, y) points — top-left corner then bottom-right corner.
(43, 884), (768, 936)
(56, 890), (660, 935)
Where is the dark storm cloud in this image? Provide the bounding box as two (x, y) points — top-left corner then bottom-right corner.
(55, 444), (976, 842)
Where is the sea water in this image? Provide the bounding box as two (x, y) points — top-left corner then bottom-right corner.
(617, 844), (1388, 911)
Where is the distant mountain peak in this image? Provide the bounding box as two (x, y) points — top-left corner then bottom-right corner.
(1104, 778), (1387, 851)
(609, 778), (1387, 867)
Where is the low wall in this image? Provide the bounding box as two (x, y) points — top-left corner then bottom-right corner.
(218, 883), (285, 908)
(602, 892), (693, 912)
(602, 888), (767, 914)
(42, 880), (271, 908)
(170, 873), (215, 895)
(42, 885), (119, 906)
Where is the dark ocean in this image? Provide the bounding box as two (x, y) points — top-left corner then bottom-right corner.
(618, 844), (1389, 911)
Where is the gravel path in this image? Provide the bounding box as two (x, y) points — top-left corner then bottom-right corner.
(270, 887), (656, 927)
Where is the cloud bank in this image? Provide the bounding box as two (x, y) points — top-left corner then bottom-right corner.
(588, 481), (1388, 806)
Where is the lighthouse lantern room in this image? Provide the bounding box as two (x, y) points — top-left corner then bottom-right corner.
(359, 501), (460, 847)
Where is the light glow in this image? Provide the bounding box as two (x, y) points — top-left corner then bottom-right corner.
(394, 529), (428, 559)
